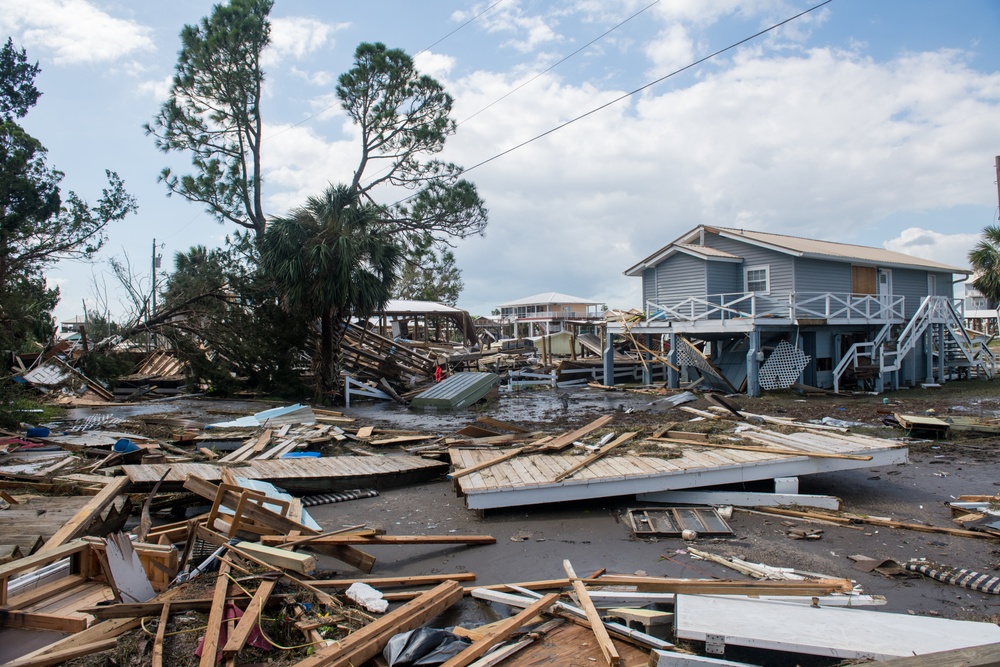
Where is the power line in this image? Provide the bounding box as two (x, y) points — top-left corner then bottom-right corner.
(460, 0), (834, 176)
(457, 0), (661, 128)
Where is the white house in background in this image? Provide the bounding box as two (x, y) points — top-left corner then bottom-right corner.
(497, 292), (605, 337)
(963, 278), (999, 333)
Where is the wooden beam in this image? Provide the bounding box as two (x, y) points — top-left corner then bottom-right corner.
(448, 447), (526, 480)
(0, 610), (88, 632)
(554, 432), (638, 482)
(439, 593), (560, 667)
(565, 560), (620, 667)
(310, 573), (477, 589)
(754, 507), (998, 540)
(2, 638), (118, 667)
(260, 535), (496, 546)
(581, 575), (853, 595)
(540, 415), (615, 452)
(80, 596), (251, 619)
(198, 560), (231, 667)
(649, 437), (872, 461)
(235, 542), (315, 574)
(876, 643), (1000, 667)
(40, 476), (130, 550)
(222, 579), (277, 656)
(292, 581), (464, 667)
(151, 602), (170, 667)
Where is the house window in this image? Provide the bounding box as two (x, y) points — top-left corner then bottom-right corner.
(973, 296), (988, 309)
(745, 265), (770, 293)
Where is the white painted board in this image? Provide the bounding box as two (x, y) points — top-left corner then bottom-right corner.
(675, 594), (1000, 660)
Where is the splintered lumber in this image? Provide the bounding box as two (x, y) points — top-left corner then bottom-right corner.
(2, 638), (120, 667)
(198, 560), (232, 667)
(448, 446), (526, 480)
(540, 415), (615, 452)
(649, 437), (873, 461)
(151, 602), (170, 667)
(235, 542), (315, 574)
(754, 507), (998, 540)
(80, 596), (251, 619)
(40, 476), (130, 550)
(439, 593), (560, 667)
(184, 475), (376, 572)
(310, 573), (477, 589)
(876, 643), (1000, 666)
(565, 560), (620, 667)
(221, 579), (277, 656)
(554, 432), (638, 482)
(582, 575), (853, 596)
(293, 580), (464, 667)
(260, 534), (496, 546)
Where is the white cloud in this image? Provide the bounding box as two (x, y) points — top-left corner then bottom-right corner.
(415, 52), (456, 80)
(138, 75), (173, 100)
(265, 16), (343, 64)
(643, 23), (695, 77)
(884, 227), (979, 270)
(289, 67), (333, 87)
(0, 0), (153, 64)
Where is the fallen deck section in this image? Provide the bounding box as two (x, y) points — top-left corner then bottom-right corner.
(449, 429), (907, 510)
(410, 371), (500, 409)
(122, 455), (448, 494)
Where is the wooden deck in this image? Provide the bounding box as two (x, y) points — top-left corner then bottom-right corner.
(122, 455), (448, 494)
(449, 430), (908, 510)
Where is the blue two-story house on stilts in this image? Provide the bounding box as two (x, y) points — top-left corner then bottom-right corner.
(607, 226), (993, 396)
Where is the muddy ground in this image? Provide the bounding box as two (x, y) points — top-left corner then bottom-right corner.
(44, 382), (1000, 661)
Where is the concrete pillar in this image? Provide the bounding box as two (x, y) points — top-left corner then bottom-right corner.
(746, 329), (761, 397)
(924, 331), (933, 383)
(667, 333), (679, 389)
(603, 330), (616, 386)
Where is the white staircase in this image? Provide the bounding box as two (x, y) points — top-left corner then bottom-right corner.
(833, 297), (993, 393)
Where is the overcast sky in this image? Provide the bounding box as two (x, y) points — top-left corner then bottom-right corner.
(3, 0), (999, 322)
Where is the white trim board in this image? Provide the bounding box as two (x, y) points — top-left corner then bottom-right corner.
(674, 594), (1000, 660)
(637, 489), (842, 511)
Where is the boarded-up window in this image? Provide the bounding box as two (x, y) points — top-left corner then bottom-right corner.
(852, 266), (877, 295)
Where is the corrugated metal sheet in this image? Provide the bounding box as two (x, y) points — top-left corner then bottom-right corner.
(411, 372), (500, 409)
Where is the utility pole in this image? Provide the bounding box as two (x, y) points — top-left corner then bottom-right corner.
(995, 156), (1000, 215)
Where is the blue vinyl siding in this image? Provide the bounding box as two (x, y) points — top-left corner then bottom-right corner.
(705, 233), (794, 293)
(654, 253), (707, 303)
(643, 268), (656, 305)
(794, 258), (852, 294)
(707, 261), (742, 295)
(892, 268), (929, 319)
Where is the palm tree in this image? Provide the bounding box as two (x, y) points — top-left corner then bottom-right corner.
(260, 184), (403, 396)
(969, 225), (1000, 305)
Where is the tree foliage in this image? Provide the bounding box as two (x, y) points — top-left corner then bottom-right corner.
(0, 39), (136, 353)
(337, 42), (488, 241)
(969, 225), (1000, 305)
(145, 0), (272, 242)
(393, 233), (463, 306)
(261, 184), (403, 394)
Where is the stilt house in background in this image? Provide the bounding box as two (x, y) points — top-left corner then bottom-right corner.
(607, 225), (994, 395)
(497, 292), (605, 339)
(963, 277), (999, 334)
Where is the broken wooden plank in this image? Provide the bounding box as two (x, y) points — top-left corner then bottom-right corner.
(235, 542), (315, 574)
(40, 476), (130, 550)
(638, 489), (842, 511)
(554, 432), (639, 482)
(565, 559), (620, 666)
(198, 560), (231, 667)
(2, 638), (119, 667)
(440, 593), (560, 667)
(540, 415), (615, 452)
(293, 581), (464, 667)
(650, 437), (873, 461)
(221, 579), (277, 656)
(260, 534), (496, 546)
(151, 602), (170, 667)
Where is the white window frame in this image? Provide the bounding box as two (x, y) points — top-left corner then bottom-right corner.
(744, 265), (770, 293)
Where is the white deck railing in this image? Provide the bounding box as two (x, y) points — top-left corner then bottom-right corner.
(646, 292), (906, 324)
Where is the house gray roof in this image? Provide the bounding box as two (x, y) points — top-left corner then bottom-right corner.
(625, 225), (968, 276)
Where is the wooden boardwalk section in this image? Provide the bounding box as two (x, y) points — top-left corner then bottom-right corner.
(450, 430), (908, 510)
(123, 455), (448, 494)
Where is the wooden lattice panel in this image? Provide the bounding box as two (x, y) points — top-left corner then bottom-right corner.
(759, 340), (810, 390)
